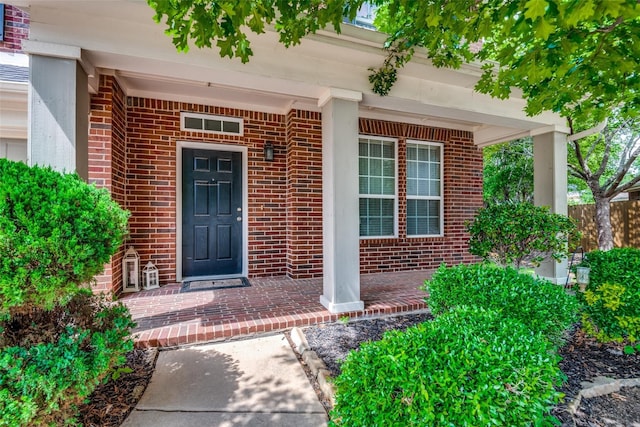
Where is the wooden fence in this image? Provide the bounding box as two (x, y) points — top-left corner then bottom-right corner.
(568, 200), (640, 252)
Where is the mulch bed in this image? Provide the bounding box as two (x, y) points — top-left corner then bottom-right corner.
(77, 348), (157, 427)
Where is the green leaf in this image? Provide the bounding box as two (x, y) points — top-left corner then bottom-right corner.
(524, 0), (549, 20)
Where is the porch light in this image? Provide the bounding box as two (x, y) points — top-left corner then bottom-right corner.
(264, 142), (274, 162)
(122, 246), (140, 293)
(576, 267), (590, 292)
(142, 261), (160, 290)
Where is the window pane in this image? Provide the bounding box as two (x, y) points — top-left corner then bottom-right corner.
(430, 164), (440, 179)
(359, 141), (369, 157)
(383, 160), (394, 177)
(222, 120), (240, 133)
(382, 143), (394, 158)
(407, 145), (417, 161)
(205, 119), (222, 131)
(184, 117), (202, 130)
(407, 162), (417, 179)
(370, 143), (382, 158)
(370, 177), (382, 194)
(418, 146), (429, 161)
(430, 181), (440, 196)
(418, 162), (428, 179)
(407, 178), (417, 196)
(359, 177), (368, 194)
(359, 157), (368, 175)
(370, 159), (382, 176)
(383, 177), (395, 195)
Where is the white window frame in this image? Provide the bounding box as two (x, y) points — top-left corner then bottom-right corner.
(406, 140), (444, 238)
(180, 112), (244, 136)
(358, 135), (398, 239)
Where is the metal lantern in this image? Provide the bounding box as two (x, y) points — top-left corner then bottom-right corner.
(122, 246), (140, 293)
(142, 261), (160, 290)
(576, 266), (591, 292)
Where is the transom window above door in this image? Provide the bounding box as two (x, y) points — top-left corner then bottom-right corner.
(359, 136), (397, 238)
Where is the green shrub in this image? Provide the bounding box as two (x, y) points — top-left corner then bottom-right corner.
(578, 248), (640, 343)
(423, 263), (579, 345)
(0, 159), (129, 314)
(0, 160), (133, 426)
(330, 307), (564, 427)
(466, 202), (578, 269)
(0, 291), (134, 426)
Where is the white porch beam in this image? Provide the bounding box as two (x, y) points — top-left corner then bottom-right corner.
(319, 88), (364, 313)
(27, 52), (89, 179)
(533, 131), (569, 283)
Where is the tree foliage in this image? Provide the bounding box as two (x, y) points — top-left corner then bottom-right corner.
(483, 138), (534, 204)
(148, 0), (640, 125)
(372, 0), (640, 125)
(568, 112), (640, 249)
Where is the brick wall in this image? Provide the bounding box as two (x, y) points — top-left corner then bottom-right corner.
(358, 118), (483, 273)
(87, 88), (483, 291)
(125, 98), (290, 283)
(0, 4), (28, 53)
(88, 75), (127, 293)
(285, 110), (323, 278)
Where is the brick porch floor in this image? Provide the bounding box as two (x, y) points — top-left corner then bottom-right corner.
(120, 270), (433, 348)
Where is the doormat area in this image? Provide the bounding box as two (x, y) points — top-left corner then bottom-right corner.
(181, 277), (251, 293)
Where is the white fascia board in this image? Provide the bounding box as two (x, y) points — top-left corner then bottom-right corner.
(474, 124), (571, 147)
(22, 40), (81, 60)
(318, 88), (363, 107)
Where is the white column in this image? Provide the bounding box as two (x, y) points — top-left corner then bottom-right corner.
(533, 131), (569, 283)
(26, 42), (89, 179)
(319, 88), (364, 313)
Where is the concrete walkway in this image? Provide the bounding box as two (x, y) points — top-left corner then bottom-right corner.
(122, 334), (328, 427)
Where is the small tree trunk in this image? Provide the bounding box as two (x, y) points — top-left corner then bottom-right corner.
(594, 197), (614, 250)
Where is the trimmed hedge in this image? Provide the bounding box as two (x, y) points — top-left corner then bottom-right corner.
(0, 159), (133, 426)
(330, 307), (564, 426)
(578, 248), (640, 343)
(466, 202), (578, 269)
(0, 159), (129, 314)
(423, 263), (579, 345)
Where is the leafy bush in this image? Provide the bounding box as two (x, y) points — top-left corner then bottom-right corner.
(0, 159), (133, 426)
(330, 307), (564, 427)
(466, 202), (578, 268)
(0, 159), (129, 314)
(423, 263), (579, 345)
(578, 248), (640, 343)
(0, 291), (134, 426)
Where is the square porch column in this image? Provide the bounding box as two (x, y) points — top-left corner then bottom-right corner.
(533, 130), (569, 283)
(25, 43), (89, 179)
(319, 88), (364, 313)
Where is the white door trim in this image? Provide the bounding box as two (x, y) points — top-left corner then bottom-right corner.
(176, 141), (249, 282)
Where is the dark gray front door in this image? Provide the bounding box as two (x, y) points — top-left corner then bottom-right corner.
(182, 148), (242, 277)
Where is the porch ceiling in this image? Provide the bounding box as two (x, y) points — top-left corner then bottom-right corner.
(14, 0), (569, 146)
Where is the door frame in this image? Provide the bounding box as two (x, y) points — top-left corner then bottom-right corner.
(176, 141), (249, 282)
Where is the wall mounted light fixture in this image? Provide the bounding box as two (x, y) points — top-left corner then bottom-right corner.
(264, 142), (275, 162)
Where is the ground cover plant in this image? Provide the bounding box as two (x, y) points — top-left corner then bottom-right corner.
(466, 202), (578, 269)
(577, 248), (640, 344)
(423, 263), (579, 346)
(0, 159), (133, 426)
(329, 306), (564, 426)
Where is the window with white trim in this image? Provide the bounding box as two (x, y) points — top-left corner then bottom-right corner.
(180, 112), (244, 136)
(359, 136), (397, 238)
(406, 141), (443, 236)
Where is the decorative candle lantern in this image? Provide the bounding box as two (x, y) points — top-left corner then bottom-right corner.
(142, 261), (160, 290)
(122, 246), (140, 293)
(576, 266), (591, 292)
